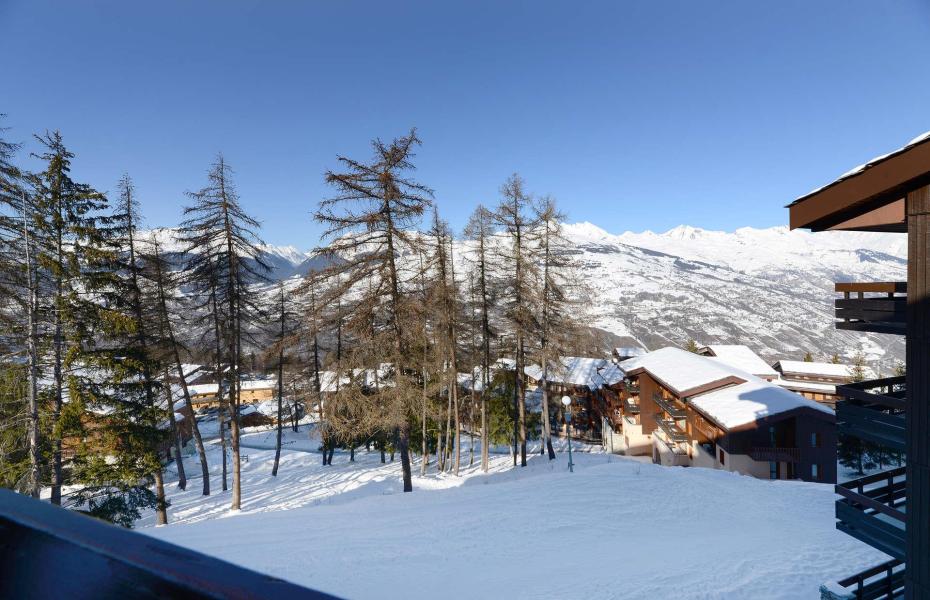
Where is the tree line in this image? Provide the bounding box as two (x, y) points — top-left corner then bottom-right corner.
(0, 122), (588, 526)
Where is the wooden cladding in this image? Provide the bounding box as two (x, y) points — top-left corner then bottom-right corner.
(835, 281), (907, 335)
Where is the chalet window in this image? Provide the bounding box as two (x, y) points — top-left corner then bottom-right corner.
(718, 449), (725, 465)
(769, 461), (777, 480)
(811, 432), (820, 448)
(812, 463), (820, 480)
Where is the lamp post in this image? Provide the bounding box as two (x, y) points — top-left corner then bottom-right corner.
(562, 396), (574, 473)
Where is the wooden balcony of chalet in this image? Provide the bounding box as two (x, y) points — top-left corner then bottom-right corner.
(826, 558), (905, 600)
(748, 446), (801, 463)
(653, 414), (688, 445)
(622, 396), (640, 415)
(836, 376), (906, 453)
(833, 376), (908, 564)
(836, 466), (907, 561)
(653, 392), (687, 419)
(835, 282), (906, 335)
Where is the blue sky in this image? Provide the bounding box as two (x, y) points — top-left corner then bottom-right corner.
(2, 1), (930, 247)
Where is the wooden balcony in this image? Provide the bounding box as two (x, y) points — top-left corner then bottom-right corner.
(748, 446), (801, 463)
(836, 377), (906, 453)
(653, 415), (689, 444)
(0, 489), (337, 599)
(622, 396), (640, 415)
(825, 559), (904, 600)
(835, 467), (907, 561)
(835, 282), (906, 335)
(653, 393), (687, 419)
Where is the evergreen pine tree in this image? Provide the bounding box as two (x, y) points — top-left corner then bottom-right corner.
(178, 156), (270, 510)
(30, 131), (108, 505)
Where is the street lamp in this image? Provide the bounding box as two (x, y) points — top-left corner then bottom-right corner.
(562, 395), (574, 473)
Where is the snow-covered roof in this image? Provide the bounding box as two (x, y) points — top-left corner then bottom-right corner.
(700, 345), (778, 379)
(188, 383), (219, 396)
(774, 378), (837, 394)
(689, 378), (834, 430)
(524, 356), (623, 390)
(240, 379), (277, 391)
(620, 347), (745, 396)
(796, 130), (930, 200)
(773, 360), (875, 380)
(613, 347), (647, 359)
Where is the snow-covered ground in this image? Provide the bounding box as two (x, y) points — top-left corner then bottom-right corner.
(141, 422), (888, 600)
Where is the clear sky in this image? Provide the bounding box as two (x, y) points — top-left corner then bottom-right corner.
(2, 1), (930, 247)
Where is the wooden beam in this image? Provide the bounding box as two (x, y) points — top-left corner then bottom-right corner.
(835, 282), (907, 294)
(906, 183), (930, 597)
(789, 137), (930, 231)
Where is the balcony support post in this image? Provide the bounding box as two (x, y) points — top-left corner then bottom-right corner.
(906, 183), (930, 598)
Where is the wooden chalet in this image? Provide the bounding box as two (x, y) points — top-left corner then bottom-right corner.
(523, 356), (624, 441)
(771, 360), (877, 408)
(615, 347), (836, 483)
(788, 131), (930, 598)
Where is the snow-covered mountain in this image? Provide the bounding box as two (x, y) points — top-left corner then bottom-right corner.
(561, 223), (906, 367)
(152, 223), (907, 368)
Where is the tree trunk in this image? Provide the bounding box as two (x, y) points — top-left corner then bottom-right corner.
(272, 356), (283, 477)
(164, 371), (187, 490)
(518, 337), (527, 467)
(453, 375), (461, 476)
(174, 354), (209, 495)
(154, 464), (168, 525)
(22, 196), (41, 498)
(399, 422), (413, 492)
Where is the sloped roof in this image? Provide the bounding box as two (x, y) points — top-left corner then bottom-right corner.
(620, 347), (745, 397)
(773, 360), (876, 380)
(689, 378), (834, 430)
(700, 345), (778, 378)
(524, 356), (623, 390)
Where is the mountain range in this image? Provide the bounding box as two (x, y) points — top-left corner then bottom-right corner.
(155, 223), (908, 370)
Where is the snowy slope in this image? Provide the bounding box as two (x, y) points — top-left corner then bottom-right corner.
(143, 426), (886, 600)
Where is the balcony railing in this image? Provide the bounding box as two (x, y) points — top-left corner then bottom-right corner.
(836, 376), (906, 453)
(835, 282), (906, 335)
(824, 558), (904, 600)
(835, 466), (907, 561)
(653, 415), (689, 444)
(623, 396), (640, 415)
(625, 385), (640, 395)
(0, 489), (337, 599)
(748, 446), (801, 463)
(653, 393), (688, 419)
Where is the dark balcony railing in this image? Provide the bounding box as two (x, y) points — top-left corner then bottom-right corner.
(835, 282), (906, 335)
(748, 446), (801, 463)
(625, 385), (640, 395)
(623, 396), (640, 415)
(826, 558), (905, 600)
(653, 415), (689, 444)
(836, 376), (906, 453)
(0, 489), (338, 599)
(653, 393), (688, 419)
(835, 466), (907, 561)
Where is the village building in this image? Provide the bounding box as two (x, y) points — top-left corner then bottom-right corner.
(771, 360), (876, 408)
(614, 347), (836, 483)
(697, 344), (778, 381)
(523, 356), (624, 441)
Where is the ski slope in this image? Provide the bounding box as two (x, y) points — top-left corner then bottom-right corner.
(141, 424), (887, 600)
